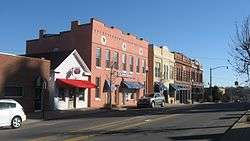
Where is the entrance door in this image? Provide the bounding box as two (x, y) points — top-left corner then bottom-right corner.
(34, 88), (42, 111)
(68, 89), (76, 109)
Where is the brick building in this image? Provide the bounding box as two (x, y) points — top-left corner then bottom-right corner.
(148, 44), (175, 104)
(0, 52), (50, 112)
(190, 59), (204, 102)
(172, 52), (192, 104)
(26, 18), (149, 108)
(171, 52), (204, 104)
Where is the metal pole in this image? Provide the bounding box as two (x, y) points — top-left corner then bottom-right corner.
(210, 68), (213, 102)
(145, 70), (148, 96)
(109, 65), (113, 109)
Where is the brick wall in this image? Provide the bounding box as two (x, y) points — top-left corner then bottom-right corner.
(0, 53), (50, 113)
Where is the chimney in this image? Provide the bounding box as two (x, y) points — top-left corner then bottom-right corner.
(71, 20), (80, 30)
(39, 29), (46, 38)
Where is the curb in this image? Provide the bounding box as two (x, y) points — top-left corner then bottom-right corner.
(220, 110), (249, 141)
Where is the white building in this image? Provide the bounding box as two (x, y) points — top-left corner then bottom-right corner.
(26, 49), (95, 110)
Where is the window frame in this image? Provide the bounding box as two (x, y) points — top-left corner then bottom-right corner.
(96, 48), (102, 67)
(105, 49), (111, 68)
(4, 86), (23, 97)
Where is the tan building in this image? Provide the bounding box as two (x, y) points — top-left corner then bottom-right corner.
(148, 44), (175, 103)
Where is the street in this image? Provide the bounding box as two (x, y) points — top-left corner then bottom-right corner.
(0, 103), (249, 141)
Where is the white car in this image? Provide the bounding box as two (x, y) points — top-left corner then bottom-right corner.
(0, 99), (26, 128)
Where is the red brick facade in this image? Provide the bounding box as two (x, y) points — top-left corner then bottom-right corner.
(0, 53), (50, 112)
(173, 52), (203, 103)
(26, 18), (149, 108)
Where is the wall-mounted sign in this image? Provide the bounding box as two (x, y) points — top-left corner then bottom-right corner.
(74, 67), (81, 74)
(101, 36), (107, 45)
(117, 71), (132, 78)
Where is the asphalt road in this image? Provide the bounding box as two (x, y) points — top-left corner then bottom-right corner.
(0, 102), (249, 141)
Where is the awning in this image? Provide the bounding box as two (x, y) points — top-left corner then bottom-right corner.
(103, 80), (116, 92)
(56, 79), (96, 88)
(120, 80), (144, 90)
(170, 84), (190, 91)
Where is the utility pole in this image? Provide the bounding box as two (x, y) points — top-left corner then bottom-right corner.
(109, 62), (116, 110)
(210, 68), (212, 102)
(209, 66), (228, 102)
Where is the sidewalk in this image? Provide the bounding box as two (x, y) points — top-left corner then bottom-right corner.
(220, 110), (250, 141)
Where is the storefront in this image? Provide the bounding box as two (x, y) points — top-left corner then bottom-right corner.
(170, 84), (191, 104)
(103, 79), (144, 107)
(55, 79), (95, 109)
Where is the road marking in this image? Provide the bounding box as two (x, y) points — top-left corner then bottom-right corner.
(69, 116), (143, 132)
(64, 114), (179, 141)
(28, 116), (143, 141)
(112, 114), (178, 131)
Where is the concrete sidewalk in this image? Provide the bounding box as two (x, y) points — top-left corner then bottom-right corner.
(220, 110), (250, 141)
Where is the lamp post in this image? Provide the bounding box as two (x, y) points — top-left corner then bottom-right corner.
(145, 69), (149, 96)
(191, 79), (194, 104)
(209, 66), (228, 102)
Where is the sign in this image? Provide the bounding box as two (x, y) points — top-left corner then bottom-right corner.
(117, 71), (132, 78)
(74, 67), (81, 74)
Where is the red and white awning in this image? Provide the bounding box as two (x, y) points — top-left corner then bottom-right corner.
(56, 79), (96, 88)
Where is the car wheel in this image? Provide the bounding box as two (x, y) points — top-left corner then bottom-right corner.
(161, 101), (165, 107)
(151, 101), (155, 108)
(11, 116), (22, 129)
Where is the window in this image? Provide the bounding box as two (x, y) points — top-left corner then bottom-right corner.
(0, 102), (16, 110)
(191, 71), (195, 81)
(113, 51), (119, 69)
(170, 66), (174, 79)
(164, 65), (169, 79)
(105, 49), (110, 68)
(58, 87), (65, 101)
(155, 62), (161, 77)
(136, 58), (140, 73)
(96, 48), (101, 67)
(95, 77), (101, 98)
(4, 86), (23, 97)
(126, 93), (135, 100)
(142, 59), (146, 73)
(130, 56), (134, 72)
(79, 89), (85, 101)
(122, 53), (127, 71)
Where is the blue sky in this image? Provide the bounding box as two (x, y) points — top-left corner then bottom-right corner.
(0, 0), (249, 87)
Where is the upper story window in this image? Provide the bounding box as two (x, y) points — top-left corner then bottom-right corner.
(113, 51), (119, 69)
(105, 49), (110, 68)
(164, 65), (169, 79)
(155, 62), (161, 78)
(170, 66), (174, 79)
(122, 53), (127, 71)
(96, 48), (101, 67)
(136, 58), (140, 73)
(142, 59), (146, 73)
(4, 86), (23, 97)
(130, 56), (134, 72)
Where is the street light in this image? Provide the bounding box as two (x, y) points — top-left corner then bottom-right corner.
(209, 66), (228, 102)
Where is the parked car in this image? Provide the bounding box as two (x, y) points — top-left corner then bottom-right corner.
(137, 93), (166, 108)
(0, 99), (26, 128)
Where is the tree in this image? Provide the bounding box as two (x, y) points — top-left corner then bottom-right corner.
(212, 86), (223, 102)
(229, 16), (250, 82)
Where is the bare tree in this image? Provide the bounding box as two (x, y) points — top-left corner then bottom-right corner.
(229, 16), (250, 82)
